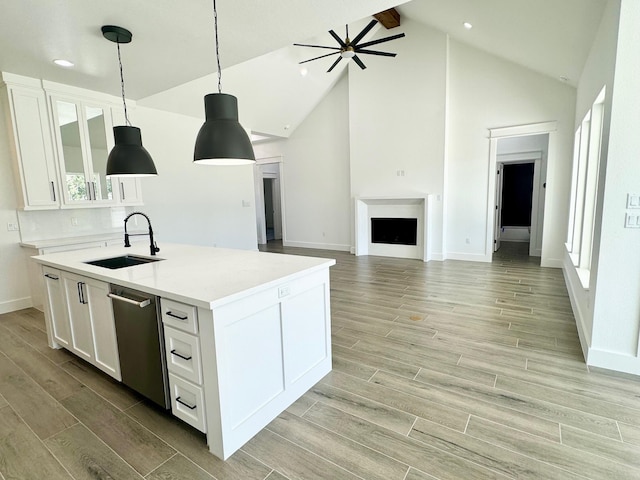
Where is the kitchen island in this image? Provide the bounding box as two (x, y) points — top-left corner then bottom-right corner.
(33, 243), (335, 460)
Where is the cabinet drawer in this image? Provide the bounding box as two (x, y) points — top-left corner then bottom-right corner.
(168, 373), (206, 433)
(164, 326), (202, 384)
(161, 298), (198, 334)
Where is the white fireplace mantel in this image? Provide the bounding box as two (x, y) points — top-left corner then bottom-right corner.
(354, 195), (433, 262)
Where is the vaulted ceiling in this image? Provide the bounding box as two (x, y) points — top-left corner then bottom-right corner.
(0, 0), (609, 100)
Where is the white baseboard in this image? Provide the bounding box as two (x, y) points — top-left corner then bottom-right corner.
(430, 252), (444, 261)
(282, 240), (351, 252)
(562, 262), (590, 360)
(350, 247), (355, 254)
(446, 252), (491, 263)
(0, 296), (33, 315)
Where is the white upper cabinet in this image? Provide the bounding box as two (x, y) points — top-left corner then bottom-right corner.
(50, 96), (117, 207)
(0, 72), (146, 210)
(1, 73), (59, 209)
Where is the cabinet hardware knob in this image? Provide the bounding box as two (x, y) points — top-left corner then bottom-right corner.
(176, 397), (197, 410)
(170, 349), (192, 361)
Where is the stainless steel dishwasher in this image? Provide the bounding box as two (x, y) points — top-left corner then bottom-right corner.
(108, 285), (170, 409)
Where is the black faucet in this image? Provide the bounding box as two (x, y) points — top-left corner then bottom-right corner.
(124, 212), (160, 256)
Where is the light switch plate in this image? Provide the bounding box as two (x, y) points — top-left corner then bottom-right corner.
(278, 285), (290, 298)
(627, 193), (640, 209)
(625, 213), (640, 228)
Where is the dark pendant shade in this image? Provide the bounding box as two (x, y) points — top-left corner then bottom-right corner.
(106, 126), (157, 176)
(194, 93), (255, 165)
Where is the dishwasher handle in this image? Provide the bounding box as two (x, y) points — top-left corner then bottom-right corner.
(107, 292), (151, 308)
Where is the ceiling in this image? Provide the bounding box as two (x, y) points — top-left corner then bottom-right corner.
(0, 0), (609, 100)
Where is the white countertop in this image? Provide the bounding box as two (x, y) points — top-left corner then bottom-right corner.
(32, 243), (335, 309)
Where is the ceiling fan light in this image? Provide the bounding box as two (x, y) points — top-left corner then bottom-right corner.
(107, 126), (157, 176)
(194, 93), (255, 165)
(341, 50), (355, 59)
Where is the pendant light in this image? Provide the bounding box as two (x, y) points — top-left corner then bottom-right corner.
(193, 0), (255, 165)
(102, 25), (158, 176)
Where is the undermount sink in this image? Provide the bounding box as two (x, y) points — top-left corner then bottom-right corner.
(84, 255), (163, 270)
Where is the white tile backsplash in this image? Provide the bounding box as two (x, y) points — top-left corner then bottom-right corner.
(18, 207), (134, 242)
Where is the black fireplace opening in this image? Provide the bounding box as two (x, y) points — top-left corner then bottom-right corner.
(371, 218), (417, 246)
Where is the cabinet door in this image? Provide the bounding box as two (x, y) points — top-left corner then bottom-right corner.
(85, 278), (121, 380)
(61, 273), (94, 362)
(110, 106), (143, 205)
(51, 99), (91, 205)
(5, 87), (59, 209)
(83, 104), (115, 205)
(42, 267), (70, 348)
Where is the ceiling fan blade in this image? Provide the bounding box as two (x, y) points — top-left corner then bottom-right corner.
(327, 56), (343, 72)
(351, 19), (378, 46)
(356, 32), (405, 50)
(293, 43), (341, 50)
(352, 55), (367, 70)
(328, 29), (347, 48)
(300, 51), (340, 64)
(355, 49), (397, 57)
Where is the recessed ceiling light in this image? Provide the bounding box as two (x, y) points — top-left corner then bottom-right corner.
(463, 22), (473, 30)
(559, 75), (569, 82)
(300, 67), (308, 77)
(53, 59), (74, 68)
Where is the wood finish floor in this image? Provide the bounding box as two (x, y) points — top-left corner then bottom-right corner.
(2, 241), (640, 479)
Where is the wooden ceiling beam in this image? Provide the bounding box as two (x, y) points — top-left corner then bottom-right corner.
(373, 8), (401, 29)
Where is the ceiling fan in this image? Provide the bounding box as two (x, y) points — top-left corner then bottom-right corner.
(294, 19), (405, 73)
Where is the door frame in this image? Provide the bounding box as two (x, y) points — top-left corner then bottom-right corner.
(254, 156), (286, 245)
(487, 122), (556, 263)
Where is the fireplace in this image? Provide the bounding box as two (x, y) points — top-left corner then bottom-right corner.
(371, 218), (418, 245)
(354, 196), (432, 261)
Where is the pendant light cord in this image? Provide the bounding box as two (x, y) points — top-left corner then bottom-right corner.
(116, 41), (132, 126)
(213, 0), (222, 94)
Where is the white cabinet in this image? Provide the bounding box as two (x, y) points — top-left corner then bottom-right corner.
(49, 96), (117, 207)
(42, 267), (71, 349)
(60, 271), (121, 380)
(161, 298), (206, 432)
(1, 73), (59, 209)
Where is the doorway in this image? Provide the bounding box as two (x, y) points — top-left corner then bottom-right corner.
(254, 158), (285, 245)
(489, 130), (550, 260)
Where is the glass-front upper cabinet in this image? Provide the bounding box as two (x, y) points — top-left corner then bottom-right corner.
(50, 97), (115, 206)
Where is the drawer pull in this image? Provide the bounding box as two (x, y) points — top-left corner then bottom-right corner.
(44, 273), (59, 280)
(166, 311), (188, 321)
(170, 349), (192, 361)
(176, 397), (197, 410)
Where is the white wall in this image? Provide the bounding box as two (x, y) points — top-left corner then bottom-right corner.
(0, 95), (31, 313)
(586, 0), (640, 373)
(349, 19), (447, 258)
(254, 73), (351, 251)
(446, 39), (576, 263)
(562, 0), (620, 361)
(134, 106), (258, 250)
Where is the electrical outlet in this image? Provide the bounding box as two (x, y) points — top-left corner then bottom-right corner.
(278, 285), (290, 298)
(6, 222), (19, 232)
(242, 200), (251, 207)
(71, 217), (79, 226)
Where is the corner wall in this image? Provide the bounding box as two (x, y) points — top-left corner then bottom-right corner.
(446, 39), (576, 263)
(254, 74), (352, 251)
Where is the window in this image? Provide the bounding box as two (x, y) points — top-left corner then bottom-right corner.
(566, 87), (606, 286)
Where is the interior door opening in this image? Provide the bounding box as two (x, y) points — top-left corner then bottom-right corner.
(255, 159), (284, 245)
(492, 133), (549, 259)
